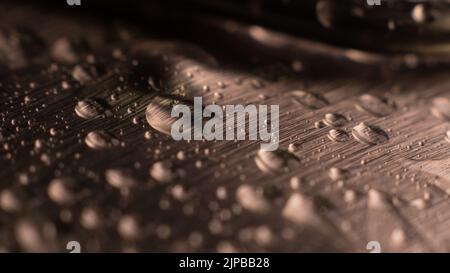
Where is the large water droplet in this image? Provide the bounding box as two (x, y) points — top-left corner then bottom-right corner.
(74, 99), (107, 120)
(84, 130), (119, 150)
(352, 123), (389, 145)
(105, 168), (137, 190)
(50, 36), (90, 64)
(328, 129), (349, 142)
(355, 94), (396, 117)
(47, 177), (77, 206)
(431, 98), (450, 121)
(236, 184), (269, 214)
(0, 27), (45, 69)
(145, 96), (191, 136)
(254, 149), (300, 174)
(282, 192), (321, 226)
(291, 90), (328, 110)
(149, 161), (185, 183)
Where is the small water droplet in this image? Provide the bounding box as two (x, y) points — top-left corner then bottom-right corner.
(149, 161), (185, 183)
(47, 177), (76, 206)
(236, 184), (269, 213)
(51, 36), (90, 64)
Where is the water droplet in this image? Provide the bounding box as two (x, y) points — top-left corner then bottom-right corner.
(390, 228), (406, 248)
(80, 207), (103, 230)
(352, 123), (388, 145)
(328, 167), (348, 181)
(149, 161), (185, 183)
(254, 149), (300, 174)
(282, 192), (320, 225)
(144, 131), (152, 140)
(15, 218), (55, 252)
(146, 96), (190, 136)
(367, 189), (390, 210)
(47, 177), (76, 206)
(117, 215), (140, 240)
(0, 27), (45, 69)
(431, 98), (450, 121)
(445, 130), (450, 143)
(291, 90), (328, 109)
(74, 99), (106, 120)
(84, 130), (119, 150)
(323, 113), (347, 128)
(314, 121), (325, 129)
(355, 94), (396, 117)
(213, 92), (223, 100)
(411, 4), (427, 24)
(316, 0), (336, 29)
(50, 36), (90, 64)
(72, 65), (94, 85)
(288, 143), (298, 153)
(410, 198), (427, 210)
(327, 129), (349, 142)
(105, 168), (136, 190)
(236, 184), (269, 213)
(344, 190), (356, 203)
(0, 188), (23, 212)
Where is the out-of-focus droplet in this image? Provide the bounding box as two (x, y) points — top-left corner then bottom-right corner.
(328, 167), (348, 181)
(411, 4), (427, 24)
(0, 27), (45, 69)
(254, 149), (300, 174)
(47, 177), (76, 206)
(50, 36), (90, 64)
(149, 161), (185, 183)
(291, 90), (328, 109)
(316, 0), (337, 29)
(84, 130), (119, 150)
(0, 188), (23, 212)
(431, 98), (450, 121)
(236, 184), (269, 213)
(282, 192), (321, 226)
(105, 168), (136, 190)
(80, 207), (103, 230)
(355, 94), (396, 117)
(15, 218), (56, 252)
(117, 215), (141, 241)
